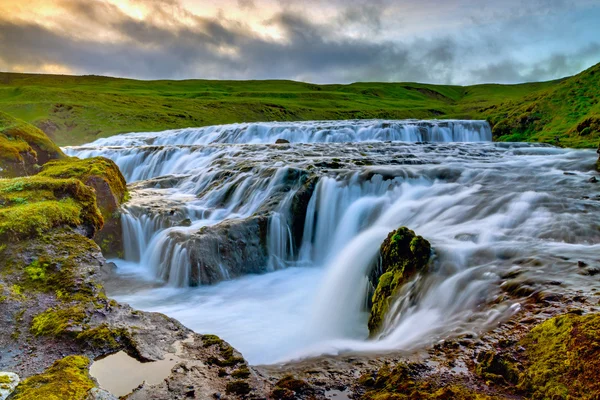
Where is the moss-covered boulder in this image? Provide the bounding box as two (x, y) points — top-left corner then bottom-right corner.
(368, 227), (431, 334)
(0, 177), (104, 240)
(361, 362), (498, 399)
(38, 157), (128, 257)
(9, 355), (95, 400)
(0, 112), (65, 178)
(518, 312), (600, 399)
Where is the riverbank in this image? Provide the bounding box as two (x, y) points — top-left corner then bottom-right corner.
(1, 62), (599, 148)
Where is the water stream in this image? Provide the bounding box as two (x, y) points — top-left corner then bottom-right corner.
(66, 119), (600, 365)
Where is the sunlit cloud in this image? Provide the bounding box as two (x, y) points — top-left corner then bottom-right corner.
(0, 0), (598, 84)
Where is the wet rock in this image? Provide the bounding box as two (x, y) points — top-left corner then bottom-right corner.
(168, 215), (270, 285)
(275, 138), (290, 144)
(589, 176), (598, 183)
(368, 227), (431, 333)
(38, 157), (129, 258)
(86, 387), (118, 400)
(178, 218), (192, 227)
(578, 261), (588, 268)
(475, 350), (519, 384)
(0, 371), (20, 400)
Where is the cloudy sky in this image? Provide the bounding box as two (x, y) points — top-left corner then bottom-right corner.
(0, 0), (599, 84)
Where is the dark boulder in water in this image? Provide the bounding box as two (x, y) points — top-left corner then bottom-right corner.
(168, 215), (270, 285)
(368, 227), (431, 334)
(275, 138), (290, 144)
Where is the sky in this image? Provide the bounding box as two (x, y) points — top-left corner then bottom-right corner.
(0, 0), (599, 84)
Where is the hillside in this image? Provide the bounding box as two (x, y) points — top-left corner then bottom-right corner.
(485, 62), (600, 147)
(0, 63), (598, 147)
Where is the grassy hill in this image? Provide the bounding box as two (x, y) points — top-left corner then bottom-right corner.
(0, 63), (598, 147)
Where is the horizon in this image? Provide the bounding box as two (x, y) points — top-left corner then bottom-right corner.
(1, 61), (595, 87)
(1, 0), (599, 86)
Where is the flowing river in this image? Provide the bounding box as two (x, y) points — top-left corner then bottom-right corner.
(66, 120), (600, 365)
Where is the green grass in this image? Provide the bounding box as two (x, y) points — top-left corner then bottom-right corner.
(0, 63), (598, 147)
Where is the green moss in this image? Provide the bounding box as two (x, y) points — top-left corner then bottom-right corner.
(10, 355), (95, 400)
(369, 227), (431, 333)
(231, 366), (251, 379)
(0, 375), (11, 384)
(225, 380), (251, 396)
(0, 111), (64, 177)
(202, 334), (224, 347)
(0, 176), (103, 241)
(207, 342), (244, 367)
(362, 362), (497, 400)
(475, 350), (519, 385)
(75, 324), (128, 350)
(518, 312), (600, 399)
(30, 306), (87, 337)
(39, 156), (128, 207)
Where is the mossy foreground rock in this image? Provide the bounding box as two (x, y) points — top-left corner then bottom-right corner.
(0, 112), (65, 178)
(38, 157), (128, 257)
(369, 227), (431, 333)
(518, 312), (600, 399)
(361, 362), (498, 400)
(9, 356), (95, 400)
(0, 177), (103, 240)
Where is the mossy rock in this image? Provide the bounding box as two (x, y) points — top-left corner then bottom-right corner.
(38, 157), (127, 209)
(9, 355), (95, 400)
(0, 111), (65, 178)
(368, 227), (431, 333)
(38, 156), (129, 257)
(0, 177), (103, 240)
(475, 350), (519, 385)
(361, 362), (497, 399)
(518, 312), (600, 399)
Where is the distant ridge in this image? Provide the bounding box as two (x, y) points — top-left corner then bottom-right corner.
(0, 62), (598, 147)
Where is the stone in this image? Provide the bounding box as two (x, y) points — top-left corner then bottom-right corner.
(0, 372), (20, 400)
(368, 227), (431, 333)
(275, 138), (290, 144)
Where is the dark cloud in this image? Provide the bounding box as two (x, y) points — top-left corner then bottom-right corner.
(471, 42), (600, 83)
(0, 0), (599, 84)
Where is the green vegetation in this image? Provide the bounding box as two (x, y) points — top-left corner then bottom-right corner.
(361, 363), (497, 400)
(39, 156), (127, 208)
(226, 380), (252, 396)
(518, 312), (600, 399)
(10, 355), (95, 400)
(0, 111), (64, 177)
(369, 227), (431, 333)
(2, 66), (598, 147)
(0, 177), (103, 241)
(487, 63), (600, 147)
(270, 376), (311, 400)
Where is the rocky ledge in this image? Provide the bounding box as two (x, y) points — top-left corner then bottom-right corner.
(1, 116), (599, 399)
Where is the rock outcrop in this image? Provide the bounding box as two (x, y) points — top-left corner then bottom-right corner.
(38, 156), (128, 257)
(168, 215), (270, 285)
(0, 112), (65, 178)
(368, 227), (431, 334)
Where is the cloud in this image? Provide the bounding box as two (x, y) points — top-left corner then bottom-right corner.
(0, 0), (598, 84)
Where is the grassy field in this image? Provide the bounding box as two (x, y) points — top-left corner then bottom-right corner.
(0, 62), (598, 147)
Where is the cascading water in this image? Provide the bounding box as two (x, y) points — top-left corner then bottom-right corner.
(66, 119), (600, 364)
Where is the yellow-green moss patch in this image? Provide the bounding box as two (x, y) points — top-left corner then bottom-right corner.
(0, 176), (103, 240)
(518, 312), (600, 399)
(0, 111), (64, 177)
(361, 363), (497, 400)
(39, 156), (128, 207)
(369, 227), (431, 333)
(10, 355), (95, 400)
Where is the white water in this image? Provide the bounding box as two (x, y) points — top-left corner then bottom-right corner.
(67, 120), (600, 364)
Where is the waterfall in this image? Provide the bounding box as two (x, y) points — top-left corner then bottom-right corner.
(65, 119), (600, 364)
(70, 119), (491, 151)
